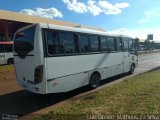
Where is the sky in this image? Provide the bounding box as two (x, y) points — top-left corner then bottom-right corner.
(0, 0), (160, 41)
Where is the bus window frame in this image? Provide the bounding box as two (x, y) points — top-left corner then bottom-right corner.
(79, 33), (101, 54)
(42, 28), (136, 58)
(43, 29), (80, 57)
(100, 36), (117, 53)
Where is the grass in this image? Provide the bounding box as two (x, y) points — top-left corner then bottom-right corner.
(0, 65), (15, 79)
(0, 65), (14, 72)
(34, 69), (160, 120)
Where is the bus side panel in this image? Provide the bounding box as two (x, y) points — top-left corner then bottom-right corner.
(0, 52), (5, 64)
(0, 44), (5, 64)
(129, 54), (138, 68)
(5, 52), (13, 64)
(107, 52), (123, 78)
(46, 53), (124, 93)
(123, 52), (130, 73)
(47, 73), (89, 93)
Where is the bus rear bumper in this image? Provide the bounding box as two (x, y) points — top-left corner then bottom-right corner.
(17, 80), (46, 94)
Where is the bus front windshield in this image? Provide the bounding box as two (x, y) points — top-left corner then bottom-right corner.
(14, 26), (36, 58)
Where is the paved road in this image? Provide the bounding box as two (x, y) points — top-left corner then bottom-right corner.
(136, 52), (160, 74)
(0, 52), (160, 117)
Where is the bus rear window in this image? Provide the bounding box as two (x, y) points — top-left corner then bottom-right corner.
(14, 26), (36, 57)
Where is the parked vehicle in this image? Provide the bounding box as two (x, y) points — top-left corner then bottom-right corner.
(13, 23), (138, 94)
(0, 41), (13, 64)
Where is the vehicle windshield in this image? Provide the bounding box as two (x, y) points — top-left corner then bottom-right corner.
(14, 26), (36, 58)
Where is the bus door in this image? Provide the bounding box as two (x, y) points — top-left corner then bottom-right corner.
(123, 38), (130, 73)
(115, 38), (124, 74)
(0, 44), (5, 64)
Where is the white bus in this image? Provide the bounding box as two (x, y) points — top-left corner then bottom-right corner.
(13, 23), (138, 94)
(0, 41), (14, 65)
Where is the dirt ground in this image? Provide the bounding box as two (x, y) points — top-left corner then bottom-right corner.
(0, 69), (22, 95)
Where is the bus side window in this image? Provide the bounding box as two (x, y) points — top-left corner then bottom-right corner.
(89, 35), (99, 52)
(116, 37), (122, 51)
(46, 31), (59, 55)
(0, 44), (4, 53)
(4, 44), (13, 52)
(79, 34), (90, 53)
(59, 32), (77, 54)
(107, 37), (116, 51)
(123, 38), (129, 51)
(129, 39), (136, 54)
(101, 36), (108, 52)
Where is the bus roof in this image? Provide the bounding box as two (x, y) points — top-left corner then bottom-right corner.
(15, 23), (134, 39)
(39, 23), (133, 39)
(0, 41), (13, 45)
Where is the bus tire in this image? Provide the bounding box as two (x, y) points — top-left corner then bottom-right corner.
(7, 58), (14, 65)
(129, 64), (135, 74)
(89, 73), (100, 89)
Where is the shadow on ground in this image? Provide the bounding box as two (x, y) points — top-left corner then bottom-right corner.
(0, 73), (126, 116)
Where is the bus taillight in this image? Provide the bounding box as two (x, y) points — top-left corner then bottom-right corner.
(34, 65), (43, 84)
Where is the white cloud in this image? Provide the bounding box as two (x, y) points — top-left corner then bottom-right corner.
(99, 0), (121, 15)
(138, 19), (149, 24)
(145, 11), (153, 18)
(62, 0), (130, 16)
(145, 11), (160, 18)
(115, 3), (130, 9)
(63, 0), (87, 13)
(20, 7), (63, 19)
(107, 28), (160, 41)
(87, 0), (102, 16)
(138, 10), (160, 24)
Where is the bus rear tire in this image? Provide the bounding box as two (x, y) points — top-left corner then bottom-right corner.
(89, 73), (100, 89)
(129, 64), (135, 74)
(7, 58), (14, 65)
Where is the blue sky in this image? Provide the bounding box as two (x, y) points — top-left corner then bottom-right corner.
(0, 0), (160, 41)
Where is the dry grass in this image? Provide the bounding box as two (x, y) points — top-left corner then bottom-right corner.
(35, 69), (160, 120)
(0, 65), (15, 80)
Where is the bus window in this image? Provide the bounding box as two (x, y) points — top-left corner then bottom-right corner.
(101, 36), (108, 51)
(46, 31), (78, 55)
(89, 35), (99, 52)
(59, 32), (77, 54)
(47, 31), (59, 55)
(107, 37), (115, 51)
(79, 34), (90, 53)
(4, 44), (13, 52)
(123, 38), (129, 51)
(129, 39), (137, 55)
(14, 26), (36, 57)
(0, 44), (4, 53)
(116, 37), (122, 51)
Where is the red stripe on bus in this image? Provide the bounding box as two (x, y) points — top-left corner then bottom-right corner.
(0, 42), (14, 45)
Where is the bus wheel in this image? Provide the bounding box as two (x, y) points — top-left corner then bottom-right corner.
(129, 64), (135, 74)
(89, 73), (100, 89)
(7, 58), (14, 65)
